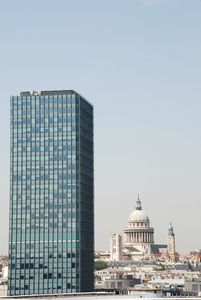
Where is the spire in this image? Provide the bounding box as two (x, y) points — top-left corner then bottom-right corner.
(168, 222), (174, 236)
(135, 194), (142, 210)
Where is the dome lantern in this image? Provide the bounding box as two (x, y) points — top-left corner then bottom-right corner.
(135, 194), (142, 210)
(128, 196), (150, 223)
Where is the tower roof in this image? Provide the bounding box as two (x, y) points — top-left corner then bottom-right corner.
(168, 222), (174, 236)
(135, 194), (142, 210)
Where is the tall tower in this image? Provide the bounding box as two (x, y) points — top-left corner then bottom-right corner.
(167, 223), (176, 260)
(9, 90), (94, 295)
(110, 234), (123, 261)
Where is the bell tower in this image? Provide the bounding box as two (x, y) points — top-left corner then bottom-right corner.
(167, 222), (176, 261)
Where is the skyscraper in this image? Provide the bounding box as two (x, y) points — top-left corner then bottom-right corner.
(9, 90), (94, 295)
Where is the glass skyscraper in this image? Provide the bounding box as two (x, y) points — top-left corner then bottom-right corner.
(8, 90), (94, 295)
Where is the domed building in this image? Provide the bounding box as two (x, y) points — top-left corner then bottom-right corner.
(123, 196), (154, 259)
(109, 196), (168, 261)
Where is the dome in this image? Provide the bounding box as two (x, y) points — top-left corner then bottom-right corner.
(124, 196), (154, 248)
(128, 196), (150, 223)
(129, 209), (149, 223)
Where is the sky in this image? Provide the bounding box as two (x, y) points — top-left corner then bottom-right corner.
(0, 0), (201, 254)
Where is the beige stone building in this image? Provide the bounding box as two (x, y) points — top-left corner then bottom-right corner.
(123, 196), (154, 260)
(110, 196), (167, 261)
(167, 222), (176, 261)
(110, 234), (123, 261)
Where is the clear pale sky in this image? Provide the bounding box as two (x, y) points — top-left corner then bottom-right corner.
(0, 0), (201, 254)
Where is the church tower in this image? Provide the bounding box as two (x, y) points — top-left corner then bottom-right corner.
(167, 223), (176, 260)
(110, 233), (123, 261)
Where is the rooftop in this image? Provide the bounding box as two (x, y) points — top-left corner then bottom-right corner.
(20, 90), (77, 97)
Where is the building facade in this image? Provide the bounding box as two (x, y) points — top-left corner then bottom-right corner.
(110, 234), (123, 261)
(123, 197), (154, 259)
(9, 90), (94, 295)
(108, 196), (167, 261)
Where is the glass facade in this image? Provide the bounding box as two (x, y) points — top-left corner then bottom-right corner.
(8, 90), (94, 295)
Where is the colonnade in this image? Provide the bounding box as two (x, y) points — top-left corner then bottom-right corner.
(125, 231), (154, 243)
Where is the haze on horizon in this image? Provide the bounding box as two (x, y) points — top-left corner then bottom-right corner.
(0, 0), (201, 255)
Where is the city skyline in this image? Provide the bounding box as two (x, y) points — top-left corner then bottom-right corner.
(1, 0), (201, 254)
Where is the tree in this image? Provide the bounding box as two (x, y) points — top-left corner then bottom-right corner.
(95, 260), (108, 270)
